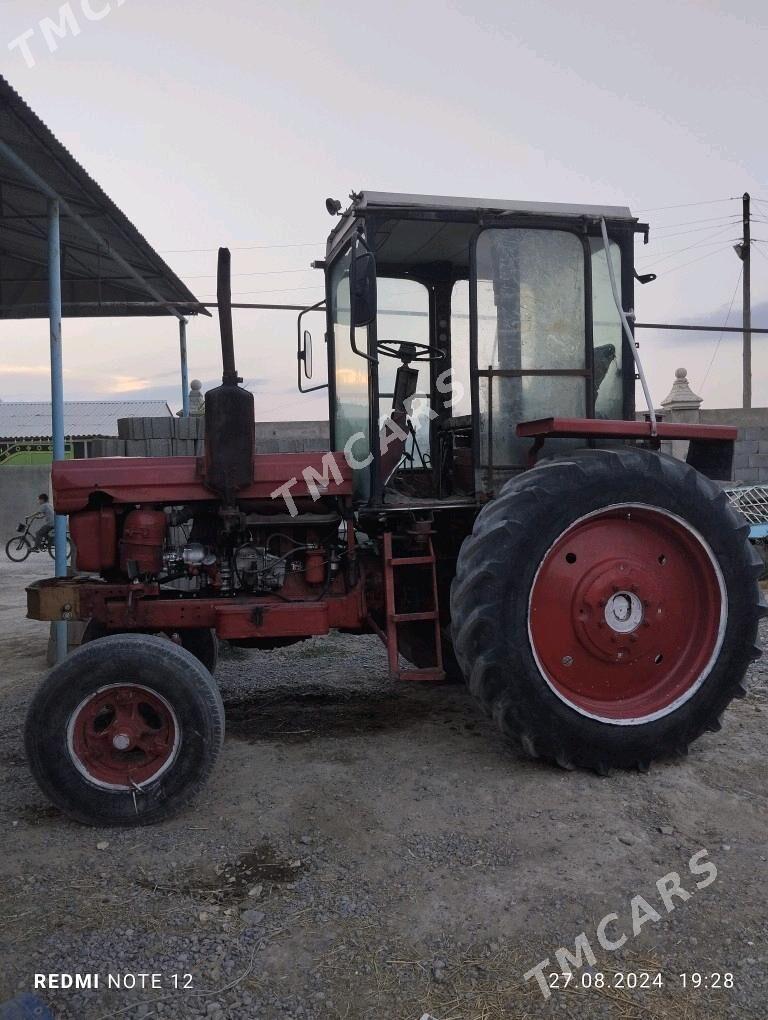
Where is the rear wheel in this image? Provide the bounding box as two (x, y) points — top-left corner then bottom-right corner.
(25, 633), (225, 825)
(6, 536), (31, 562)
(451, 447), (765, 771)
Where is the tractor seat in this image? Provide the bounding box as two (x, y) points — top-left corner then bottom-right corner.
(379, 362), (420, 484)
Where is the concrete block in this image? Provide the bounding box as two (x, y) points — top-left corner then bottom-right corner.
(195, 439), (205, 457)
(148, 417), (173, 439)
(259, 439), (280, 454)
(744, 426), (763, 441)
(737, 441), (759, 456)
(733, 452), (751, 470)
(735, 467), (760, 483)
(758, 440), (768, 455)
(125, 440), (147, 456)
(759, 467), (768, 483)
(93, 438), (126, 457)
(197, 417), (205, 438)
(301, 437), (328, 453)
(148, 438), (172, 457)
(175, 416), (196, 439)
(117, 418), (132, 439)
(748, 454), (768, 468)
(171, 439), (197, 456)
(277, 439), (302, 454)
(129, 418), (146, 440)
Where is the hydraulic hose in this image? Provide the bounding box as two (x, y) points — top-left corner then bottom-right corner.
(599, 217), (657, 436)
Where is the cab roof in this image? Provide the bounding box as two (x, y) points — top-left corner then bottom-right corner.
(348, 190), (636, 222)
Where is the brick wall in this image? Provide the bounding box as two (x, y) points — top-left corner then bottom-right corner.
(648, 407), (768, 484)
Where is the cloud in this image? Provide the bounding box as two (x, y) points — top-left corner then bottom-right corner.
(107, 375), (154, 393)
(0, 364), (51, 375)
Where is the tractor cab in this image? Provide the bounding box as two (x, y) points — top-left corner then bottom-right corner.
(301, 192), (646, 506)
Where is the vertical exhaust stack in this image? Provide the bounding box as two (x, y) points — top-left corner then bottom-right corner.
(203, 248), (255, 503)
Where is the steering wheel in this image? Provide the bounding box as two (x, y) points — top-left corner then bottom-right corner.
(376, 340), (445, 364)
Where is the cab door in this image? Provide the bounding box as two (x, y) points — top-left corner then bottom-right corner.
(327, 242), (373, 501)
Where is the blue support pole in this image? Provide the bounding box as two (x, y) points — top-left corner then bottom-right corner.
(48, 198), (67, 663)
(179, 318), (190, 416)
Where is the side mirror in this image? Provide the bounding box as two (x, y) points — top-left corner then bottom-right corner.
(300, 329), (313, 379)
(296, 299), (328, 394)
(350, 237), (377, 327)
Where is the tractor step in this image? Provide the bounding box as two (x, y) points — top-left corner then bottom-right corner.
(380, 531), (445, 682)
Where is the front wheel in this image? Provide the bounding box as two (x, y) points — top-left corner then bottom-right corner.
(451, 447), (765, 772)
(6, 535), (32, 562)
(81, 621), (219, 675)
(25, 634), (225, 825)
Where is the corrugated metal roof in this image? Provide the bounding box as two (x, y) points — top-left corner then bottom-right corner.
(0, 400), (172, 439)
(0, 74), (205, 319)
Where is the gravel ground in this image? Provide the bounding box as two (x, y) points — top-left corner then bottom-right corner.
(0, 556), (767, 1019)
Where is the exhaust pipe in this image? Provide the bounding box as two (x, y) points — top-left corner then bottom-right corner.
(218, 247), (238, 385)
(203, 248), (255, 503)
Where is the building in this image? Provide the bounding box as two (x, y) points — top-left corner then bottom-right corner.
(0, 400), (172, 464)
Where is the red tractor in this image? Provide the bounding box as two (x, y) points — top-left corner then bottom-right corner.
(25, 192), (764, 825)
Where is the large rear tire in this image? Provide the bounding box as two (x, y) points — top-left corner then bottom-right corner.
(25, 633), (225, 825)
(451, 447), (765, 772)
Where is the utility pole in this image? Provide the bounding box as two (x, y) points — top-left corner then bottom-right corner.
(742, 192), (752, 409)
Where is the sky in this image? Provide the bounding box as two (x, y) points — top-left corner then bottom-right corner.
(1, 0), (768, 419)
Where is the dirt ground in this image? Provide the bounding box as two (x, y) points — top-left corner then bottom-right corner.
(0, 556), (766, 1020)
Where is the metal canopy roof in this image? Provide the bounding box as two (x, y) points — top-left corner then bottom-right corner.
(0, 399), (172, 439)
(0, 74), (203, 320)
(352, 190), (636, 221)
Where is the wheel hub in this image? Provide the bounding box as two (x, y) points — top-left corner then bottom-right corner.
(604, 590), (643, 633)
(528, 504), (726, 724)
(67, 683), (179, 790)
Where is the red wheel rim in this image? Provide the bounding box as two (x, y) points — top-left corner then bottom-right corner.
(528, 504), (726, 724)
(67, 684), (179, 789)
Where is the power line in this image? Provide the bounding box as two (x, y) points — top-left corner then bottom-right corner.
(647, 219), (741, 242)
(182, 267), (317, 280)
(701, 266), (743, 391)
(635, 198), (735, 213)
(636, 236), (735, 265)
(658, 244), (732, 277)
(643, 212), (742, 230)
(636, 226), (737, 265)
(159, 241), (325, 254)
(198, 285), (324, 298)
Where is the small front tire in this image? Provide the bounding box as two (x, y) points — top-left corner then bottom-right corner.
(25, 633), (225, 825)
